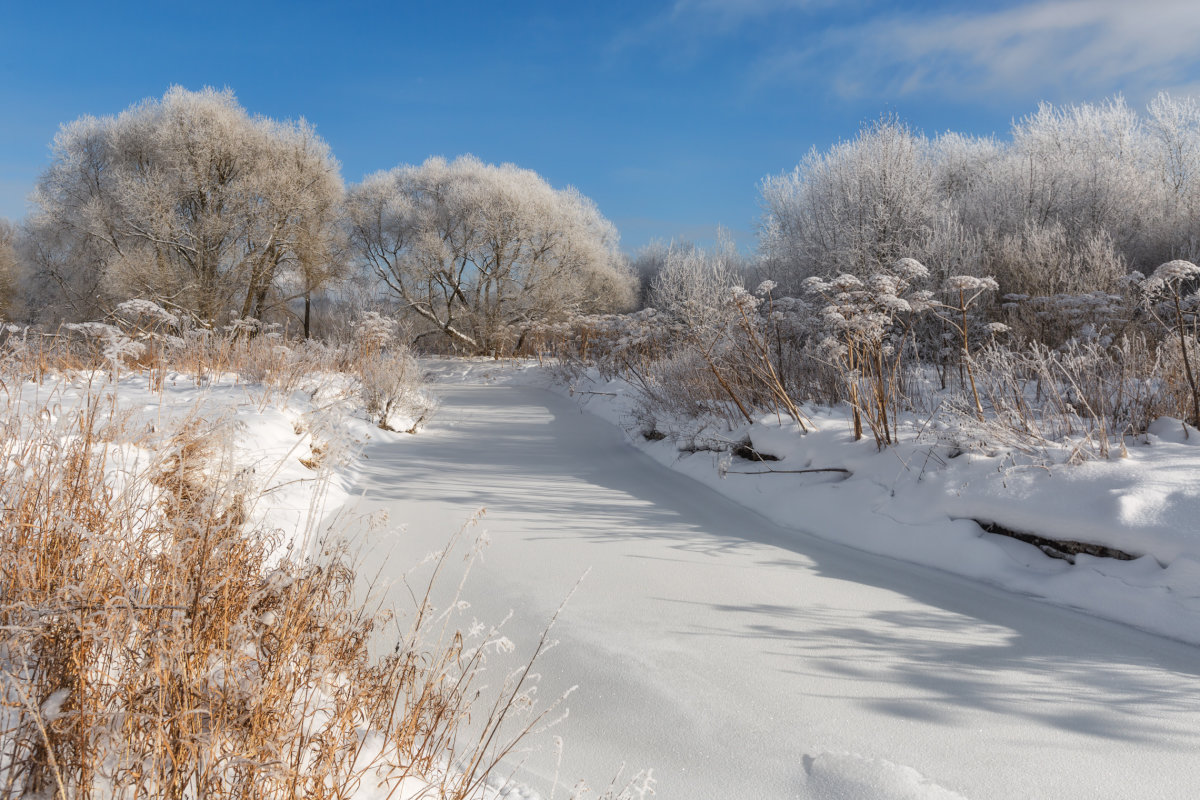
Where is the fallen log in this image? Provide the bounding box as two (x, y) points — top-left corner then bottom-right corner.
(969, 519), (1140, 563)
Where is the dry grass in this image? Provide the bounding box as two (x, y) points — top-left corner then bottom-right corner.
(0, 334), (604, 800)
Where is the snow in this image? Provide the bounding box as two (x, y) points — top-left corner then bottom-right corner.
(0, 366), (525, 800)
(339, 358), (1200, 799)
(0, 369), (373, 560)
(803, 753), (969, 800)
(14, 357), (1200, 797)
(495, 361), (1200, 646)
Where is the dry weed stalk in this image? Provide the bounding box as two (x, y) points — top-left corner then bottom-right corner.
(0, 336), (571, 800)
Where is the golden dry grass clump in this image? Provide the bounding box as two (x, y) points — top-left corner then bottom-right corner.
(0, 337), (540, 800)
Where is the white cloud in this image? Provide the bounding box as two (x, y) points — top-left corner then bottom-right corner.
(760, 0), (1200, 101)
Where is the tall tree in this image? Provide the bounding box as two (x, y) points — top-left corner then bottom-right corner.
(759, 95), (1200, 298)
(25, 86), (344, 324)
(346, 156), (635, 353)
(759, 117), (936, 289)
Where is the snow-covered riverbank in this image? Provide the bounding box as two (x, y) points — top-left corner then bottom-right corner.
(341, 360), (1200, 799)
(472, 359), (1200, 647)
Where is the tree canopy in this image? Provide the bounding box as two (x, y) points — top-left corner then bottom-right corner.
(26, 86), (344, 325)
(346, 156), (636, 354)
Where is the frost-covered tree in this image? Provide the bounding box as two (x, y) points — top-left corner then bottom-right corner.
(648, 236), (743, 329)
(0, 219), (20, 319)
(1146, 93), (1200, 261)
(25, 86), (344, 325)
(1148, 93), (1200, 204)
(760, 117), (936, 289)
(346, 156), (635, 354)
(629, 239), (673, 308)
(759, 95), (1200, 305)
(999, 98), (1156, 271)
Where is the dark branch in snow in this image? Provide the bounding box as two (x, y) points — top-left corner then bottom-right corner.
(970, 519), (1140, 563)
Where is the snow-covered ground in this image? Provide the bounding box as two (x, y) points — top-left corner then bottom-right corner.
(0, 369), (369, 557)
(495, 361), (1200, 647)
(337, 359), (1200, 799)
(0, 366), (491, 800)
(15, 358), (1200, 798)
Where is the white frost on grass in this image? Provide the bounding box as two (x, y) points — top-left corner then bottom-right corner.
(0, 369), (379, 559)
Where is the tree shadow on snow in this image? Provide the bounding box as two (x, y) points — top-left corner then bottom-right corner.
(350, 381), (1200, 752)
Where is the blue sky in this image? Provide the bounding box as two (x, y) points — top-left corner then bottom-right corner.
(4, 0), (1200, 252)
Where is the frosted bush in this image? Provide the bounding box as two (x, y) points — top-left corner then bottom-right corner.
(357, 345), (433, 431)
(352, 310), (400, 355)
(64, 321), (145, 372)
(113, 299), (180, 329)
(892, 257), (930, 280)
(1143, 259), (1200, 291)
(944, 275), (999, 293)
(225, 317), (263, 339)
(1000, 291), (1134, 348)
(804, 261), (933, 444)
(1139, 260), (1200, 425)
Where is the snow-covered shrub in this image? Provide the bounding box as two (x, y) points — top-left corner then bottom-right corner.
(63, 321), (146, 375)
(225, 316), (264, 341)
(987, 222), (1129, 298)
(543, 256), (828, 448)
(939, 334), (1177, 459)
(804, 258), (934, 445)
(112, 298), (181, 333)
(999, 290), (1135, 349)
(1139, 260), (1200, 425)
(549, 310), (675, 378)
(352, 310), (401, 356)
(636, 246), (815, 432)
(357, 344), (433, 431)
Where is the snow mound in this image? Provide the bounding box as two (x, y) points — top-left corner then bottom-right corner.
(1146, 416), (1200, 445)
(803, 752), (969, 800)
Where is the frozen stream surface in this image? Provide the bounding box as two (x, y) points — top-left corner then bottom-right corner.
(341, 370), (1200, 799)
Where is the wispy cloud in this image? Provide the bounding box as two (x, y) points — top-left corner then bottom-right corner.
(609, 0), (836, 62)
(617, 0), (1200, 104)
(759, 0), (1200, 102)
